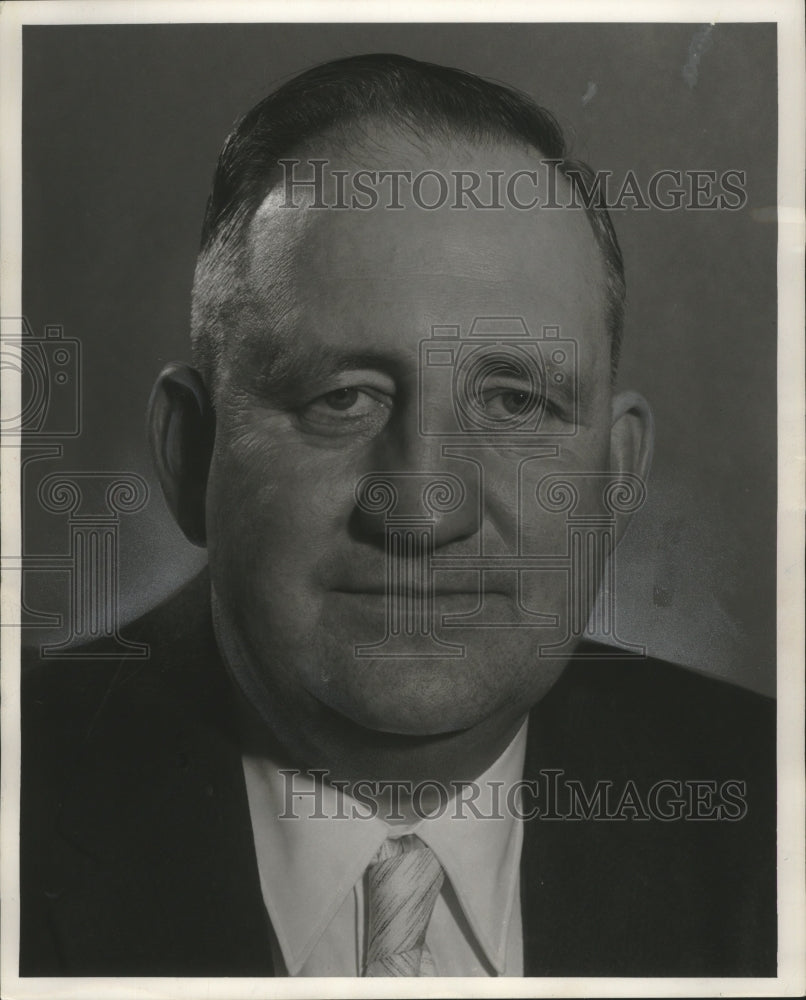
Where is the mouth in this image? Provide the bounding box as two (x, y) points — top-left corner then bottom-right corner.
(330, 567), (511, 600)
(332, 587), (508, 598)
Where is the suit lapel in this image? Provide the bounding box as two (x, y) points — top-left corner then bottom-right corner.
(42, 575), (275, 975)
(519, 656), (607, 976)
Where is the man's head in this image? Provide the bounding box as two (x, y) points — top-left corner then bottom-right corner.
(190, 53), (627, 391)
(149, 54), (652, 780)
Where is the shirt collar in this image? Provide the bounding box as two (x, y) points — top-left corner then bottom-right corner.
(411, 721), (527, 973)
(241, 720), (528, 975)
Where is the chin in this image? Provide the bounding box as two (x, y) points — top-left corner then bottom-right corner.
(311, 647), (527, 737)
(344, 701), (480, 738)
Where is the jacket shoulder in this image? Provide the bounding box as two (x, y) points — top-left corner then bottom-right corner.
(538, 641), (774, 769)
(522, 642), (776, 977)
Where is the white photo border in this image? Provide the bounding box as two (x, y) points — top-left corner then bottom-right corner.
(1, 2), (803, 997)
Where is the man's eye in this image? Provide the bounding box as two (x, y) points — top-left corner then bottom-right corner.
(480, 389), (543, 419)
(322, 387), (360, 411)
(498, 390), (533, 416)
(298, 386), (392, 436)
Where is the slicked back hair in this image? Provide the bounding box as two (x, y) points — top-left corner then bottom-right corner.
(191, 53), (626, 389)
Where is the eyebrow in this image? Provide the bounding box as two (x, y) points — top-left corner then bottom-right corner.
(247, 340), (408, 396)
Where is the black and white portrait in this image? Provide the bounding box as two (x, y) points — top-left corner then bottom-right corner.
(2, 5), (803, 997)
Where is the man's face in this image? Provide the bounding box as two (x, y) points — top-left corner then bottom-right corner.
(204, 133), (616, 752)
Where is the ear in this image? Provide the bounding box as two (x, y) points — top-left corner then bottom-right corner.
(147, 363), (215, 547)
(609, 389), (654, 543)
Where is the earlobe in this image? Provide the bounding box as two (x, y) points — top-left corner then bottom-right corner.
(609, 390), (654, 541)
(147, 363), (215, 547)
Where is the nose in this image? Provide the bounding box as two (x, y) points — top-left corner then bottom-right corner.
(352, 443), (481, 550)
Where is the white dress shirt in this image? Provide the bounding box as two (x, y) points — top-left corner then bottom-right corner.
(241, 721), (528, 976)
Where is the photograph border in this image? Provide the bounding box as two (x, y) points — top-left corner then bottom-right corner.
(1, 2), (803, 997)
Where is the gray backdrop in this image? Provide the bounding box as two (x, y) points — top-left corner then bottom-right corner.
(21, 22), (777, 695)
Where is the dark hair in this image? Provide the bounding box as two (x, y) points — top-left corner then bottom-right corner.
(193, 53), (626, 379)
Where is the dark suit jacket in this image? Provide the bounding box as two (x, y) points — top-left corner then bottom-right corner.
(20, 572), (776, 977)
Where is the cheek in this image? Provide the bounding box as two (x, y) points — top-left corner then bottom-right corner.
(205, 427), (359, 568)
(482, 425), (612, 544)
(206, 438), (279, 547)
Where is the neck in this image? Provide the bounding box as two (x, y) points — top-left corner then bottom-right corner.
(235, 682), (528, 795)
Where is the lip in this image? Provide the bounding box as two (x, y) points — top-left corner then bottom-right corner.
(331, 587), (509, 598)
(326, 564), (516, 600)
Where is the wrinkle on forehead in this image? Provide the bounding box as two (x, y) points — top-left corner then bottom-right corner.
(234, 132), (610, 387)
(246, 129), (605, 286)
(248, 201), (604, 301)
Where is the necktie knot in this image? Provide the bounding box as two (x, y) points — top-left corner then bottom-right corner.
(364, 834), (445, 976)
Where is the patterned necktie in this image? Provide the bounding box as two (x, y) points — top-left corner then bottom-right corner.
(364, 834), (445, 976)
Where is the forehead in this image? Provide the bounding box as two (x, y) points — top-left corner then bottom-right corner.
(240, 131), (609, 374)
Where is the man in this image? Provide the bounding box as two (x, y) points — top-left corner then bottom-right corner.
(20, 53), (776, 978)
